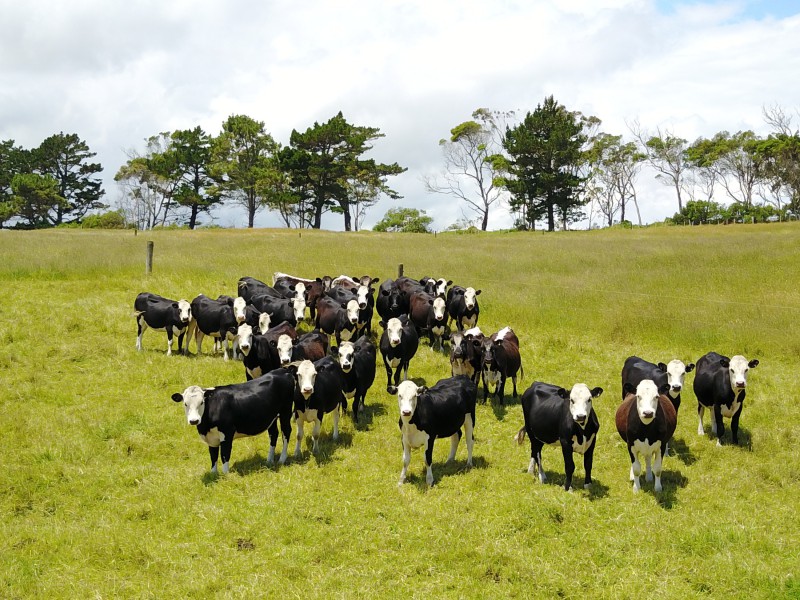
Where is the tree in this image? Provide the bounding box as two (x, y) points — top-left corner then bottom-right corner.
(211, 115), (279, 228)
(168, 127), (222, 229)
(630, 121), (689, 211)
(0, 140), (29, 227)
(33, 132), (106, 225)
(9, 173), (64, 229)
(501, 96), (592, 231)
(586, 133), (645, 227)
(672, 199), (725, 225)
(372, 207), (433, 233)
(424, 108), (511, 231)
(756, 107), (800, 213)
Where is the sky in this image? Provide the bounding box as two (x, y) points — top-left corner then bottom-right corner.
(1, 0), (799, 230)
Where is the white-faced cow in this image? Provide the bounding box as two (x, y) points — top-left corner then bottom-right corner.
(449, 327), (484, 384)
(408, 290), (448, 351)
(446, 286), (481, 332)
(621, 356), (695, 413)
(515, 382), (603, 491)
(250, 293), (305, 328)
(315, 295), (360, 346)
(395, 376), (477, 487)
(693, 352), (759, 446)
(337, 337), (377, 423)
(237, 321), (297, 380)
(134, 292), (192, 356)
(616, 380), (676, 493)
(188, 295), (239, 360)
(171, 368), (296, 473)
(290, 356), (346, 458)
(379, 316), (419, 393)
(480, 326), (522, 404)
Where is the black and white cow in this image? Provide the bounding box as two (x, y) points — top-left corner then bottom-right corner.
(238, 276), (277, 304)
(376, 279), (405, 322)
(290, 331), (329, 364)
(480, 326), (522, 403)
(408, 290), (448, 351)
(337, 337), (377, 423)
(420, 276), (451, 299)
(315, 295), (360, 346)
(446, 286), (481, 332)
(379, 316), (420, 394)
(515, 382), (603, 491)
(290, 356), (346, 457)
(449, 327), (484, 383)
(395, 376), (477, 487)
(616, 380), (676, 492)
(171, 368), (296, 473)
(621, 356), (695, 413)
(134, 292), (192, 356)
(237, 321), (297, 380)
(693, 352), (759, 446)
(188, 294), (239, 360)
(250, 293), (305, 328)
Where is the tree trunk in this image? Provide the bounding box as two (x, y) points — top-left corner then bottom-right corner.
(343, 209), (352, 232)
(547, 203), (555, 232)
(313, 203), (322, 229)
(481, 210), (488, 231)
(189, 204), (199, 229)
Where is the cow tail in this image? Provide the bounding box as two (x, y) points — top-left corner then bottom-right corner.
(514, 427), (527, 445)
(519, 362), (524, 381)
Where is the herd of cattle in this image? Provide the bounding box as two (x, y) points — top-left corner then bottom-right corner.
(134, 272), (760, 491)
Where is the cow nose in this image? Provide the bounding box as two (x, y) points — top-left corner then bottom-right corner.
(642, 411), (654, 419)
(401, 410), (412, 417)
(575, 414), (586, 422)
(671, 385), (682, 391)
(189, 418), (199, 426)
(735, 381), (746, 388)
(302, 387), (313, 396)
(359, 302), (367, 309)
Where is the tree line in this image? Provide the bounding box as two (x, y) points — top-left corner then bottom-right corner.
(2, 102), (798, 231)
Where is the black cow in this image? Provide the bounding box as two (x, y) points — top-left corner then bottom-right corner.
(480, 327), (522, 403)
(315, 295), (360, 346)
(446, 286), (481, 332)
(515, 382), (604, 491)
(379, 316), (420, 393)
(616, 380), (675, 492)
(337, 337), (377, 423)
(171, 368), (296, 472)
(449, 328), (484, 384)
(408, 290), (448, 350)
(395, 376), (477, 487)
(290, 331), (329, 363)
(238, 276), (278, 304)
(693, 352), (759, 445)
(237, 321), (297, 380)
(250, 294), (304, 328)
(188, 294), (239, 360)
(621, 356), (695, 413)
(134, 292), (192, 356)
(376, 279), (405, 322)
(290, 356), (346, 457)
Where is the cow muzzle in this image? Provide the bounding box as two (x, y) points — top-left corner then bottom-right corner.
(574, 415), (587, 427)
(188, 418), (200, 426)
(401, 410), (412, 418)
(641, 411), (655, 420)
(671, 385), (682, 392)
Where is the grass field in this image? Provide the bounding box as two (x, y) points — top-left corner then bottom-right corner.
(1, 224), (799, 599)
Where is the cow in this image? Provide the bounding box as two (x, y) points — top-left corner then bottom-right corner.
(337, 337), (377, 423)
(170, 368), (296, 473)
(290, 356), (346, 457)
(420, 276), (451, 298)
(242, 305), (271, 334)
(693, 352), (759, 446)
(395, 376), (477, 487)
(237, 321), (297, 380)
(289, 330), (329, 364)
(621, 356), (695, 413)
(447, 286), (481, 332)
(250, 294), (305, 328)
(376, 279), (405, 323)
(379, 316), (419, 394)
(449, 327), (484, 383)
(188, 295), (239, 360)
(616, 380), (676, 492)
(315, 295), (360, 346)
(134, 292), (192, 356)
(515, 382), (603, 491)
(237, 276), (276, 304)
(480, 327), (522, 403)
(408, 290), (448, 351)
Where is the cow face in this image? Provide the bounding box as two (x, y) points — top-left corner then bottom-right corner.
(338, 341), (355, 372)
(294, 282), (306, 300)
(661, 359), (695, 398)
(725, 355), (759, 390)
(346, 299), (360, 325)
(177, 299), (192, 324)
(292, 296), (306, 323)
(432, 297), (446, 321)
(397, 380), (424, 420)
(277, 334), (294, 366)
(258, 312), (271, 335)
(634, 380), (663, 424)
(356, 285), (371, 309)
(295, 360), (317, 398)
(237, 324), (254, 356)
(436, 278), (452, 298)
(482, 338), (498, 366)
(464, 287), (481, 309)
(558, 384), (603, 428)
(450, 333), (465, 362)
(386, 318), (403, 347)
(172, 385), (211, 426)
(233, 296), (247, 323)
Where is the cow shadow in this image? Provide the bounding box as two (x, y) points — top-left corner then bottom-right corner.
(401, 456), (488, 491)
(527, 470), (610, 499)
(351, 400), (387, 431)
(487, 394), (521, 421)
(231, 451), (287, 477)
(292, 431), (354, 466)
(630, 469), (688, 509)
(668, 437), (698, 466)
(699, 425), (753, 451)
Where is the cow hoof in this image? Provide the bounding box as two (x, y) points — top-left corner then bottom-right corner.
(387, 386), (397, 395)
(583, 483), (591, 490)
(716, 440), (723, 447)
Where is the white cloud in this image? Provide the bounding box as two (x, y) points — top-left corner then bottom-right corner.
(1, 0), (798, 230)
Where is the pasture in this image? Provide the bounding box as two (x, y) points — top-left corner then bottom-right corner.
(1, 224), (799, 599)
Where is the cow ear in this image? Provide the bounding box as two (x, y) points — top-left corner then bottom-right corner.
(418, 386), (428, 395)
(171, 393), (183, 403)
(428, 298), (433, 305)
(685, 363), (696, 373)
(748, 359), (759, 368)
(556, 388), (569, 399)
(623, 382), (636, 395)
(380, 289), (389, 296)
(719, 358), (730, 368)
(269, 339), (277, 347)
(341, 302), (347, 309)
(591, 387), (604, 398)
(288, 284), (295, 292)
(658, 383), (671, 396)
(446, 280), (453, 286)
(474, 289), (481, 295)
(657, 362), (667, 372)
(203, 388), (215, 399)
(171, 302), (179, 309)
(371, 277), (380, 285)
(379, 320), (386, 328)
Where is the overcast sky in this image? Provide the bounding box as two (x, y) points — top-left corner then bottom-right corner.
(2, 0), (798, 230)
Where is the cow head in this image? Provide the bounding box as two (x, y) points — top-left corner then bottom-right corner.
(258, 312), (271, 335)
(432, 297), (446, 322)
(233, 296), (247, 324)
(628, 380), (670, 424)
(557, 384), (603, 428)
(450, 332), (465, 362)
(338, 341), (355, 372)
(397, 380), (428, 419)
(345, 299), (360, 325)
(294, 282), (306, 300)
(482, 337), (499, 366)
(464, 287), (481, 309)
(292, 296), (306, 323)
(723, 355), (759, 391)
(177, 299), (192, 324)
(436, 278), (452, 298)
(172, 385), (212, 426)
(237, 323), (254, 356)
(356, 285), (371, 309)
(276, 334), (294, 366)
(386, 318), (403, 347)
(657, 359), (696, 398)
(294, 360), (317, 399)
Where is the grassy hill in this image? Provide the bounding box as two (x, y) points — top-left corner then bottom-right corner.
(1, 224), (798, 598)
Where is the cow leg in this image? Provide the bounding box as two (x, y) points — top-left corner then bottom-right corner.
(629, 446), (642, 492)
(208, 446), (220, 474)
(446, 431), (460, 463)
(424, 438), (436, 487)
(384, 360), (395, 394)
(136, 318), (147, 351)
(219, 437), (233, 474)
(561, 441), (576, 491)
(311, 415), (322, 453)
(166, 329), (174, 356)
(653, 445), (665, 493)
(331, 405), (340, 441)
(221, 332), (230, 361)
(398, 439), (411, 485)
(645, 452), (653, 482)
(583, 446), (595, 489)
(178, 330), (187, 355)
(511, 375), (518, 399)
(731, 405), (742, 445)
(402, 361), (410, 383)
(531, 438), (546, 482)
(294, 415), (305, 459)
(713, 404), (725, 446)
(481, 371), (489, 404)
(195, 330), (205, 356)
(278, 413), (292, 465)
(266, 421), (279, 465)
(497, 375), (507, 405)
(463, 414), (474, 467)
(697, 403), (705, 435)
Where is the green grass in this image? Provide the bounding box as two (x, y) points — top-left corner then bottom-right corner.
(1, 224), (799, 599)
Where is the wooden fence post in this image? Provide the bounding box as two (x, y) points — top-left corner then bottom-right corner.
(398, 263), (404, 278)
(146, 241), (154, 275)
